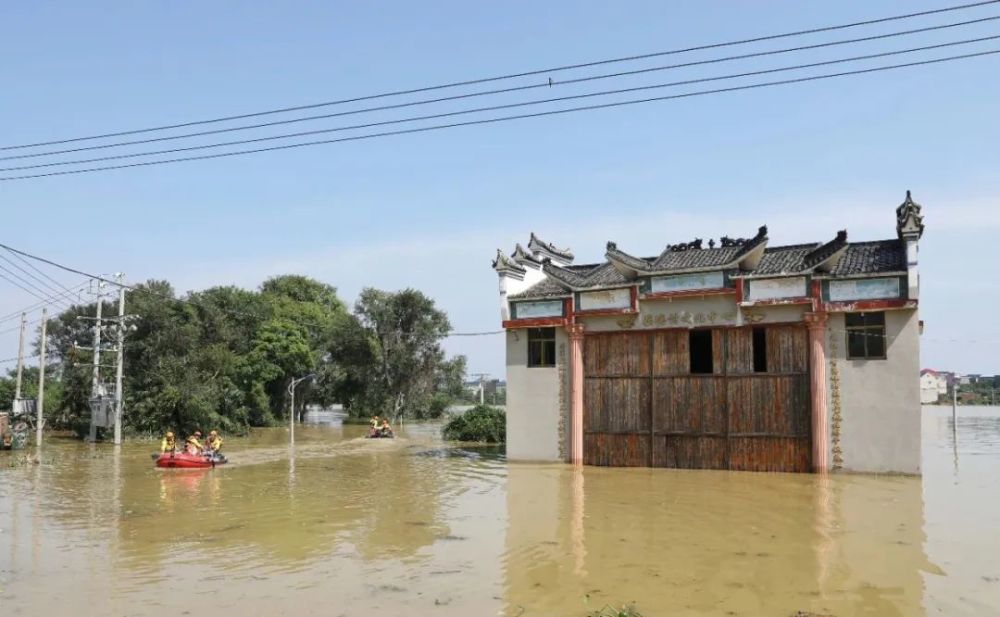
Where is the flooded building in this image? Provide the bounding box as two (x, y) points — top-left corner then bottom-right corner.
(492, 192), (925, 474)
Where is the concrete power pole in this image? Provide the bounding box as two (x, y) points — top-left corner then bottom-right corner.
(471, 373), (490, 405)
(37, 308), (47, 448)
(113, 285), (125, 445)
(14, 312), (26, 401)
(89, 284), (105, 442)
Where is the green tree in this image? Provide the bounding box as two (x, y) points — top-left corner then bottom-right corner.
(332, 288), (451, 419)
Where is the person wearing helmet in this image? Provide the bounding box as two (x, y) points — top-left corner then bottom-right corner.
(379, 418), (393, 438)
(206, 430), (223, 453)
(185, 431), (204, 455)
(160, 431), (177, 453)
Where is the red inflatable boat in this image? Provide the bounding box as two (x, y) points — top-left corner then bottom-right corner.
(154, 452), (228, 469)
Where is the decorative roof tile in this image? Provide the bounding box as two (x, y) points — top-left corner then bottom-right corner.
(827, 240), (906, 276)
(508, 278), (570, 299)
(749, 243), (820, 276)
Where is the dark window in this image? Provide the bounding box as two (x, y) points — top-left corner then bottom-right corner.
(689, 329), (714, 374)
(752, 327), (768, 373)
(527, 327), (556, 367)
(845, 312), (886, 360)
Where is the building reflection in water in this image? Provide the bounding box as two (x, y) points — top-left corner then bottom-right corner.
(505, 465), (929, 616)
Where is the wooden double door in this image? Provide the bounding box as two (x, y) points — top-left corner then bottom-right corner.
(582, 326), (812, 472)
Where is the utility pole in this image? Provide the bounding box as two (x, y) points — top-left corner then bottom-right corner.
(287, 374), (315, 446)
(37, 308), (47, 448)
(471, 373), (490, 405)
(952, 374), (959, 425)
(85, 280), (106, 442)
(113, 284), (126, 446)
(14, 312), (26, 401)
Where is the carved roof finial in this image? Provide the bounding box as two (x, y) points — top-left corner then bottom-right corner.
(896, 190), (924, 240)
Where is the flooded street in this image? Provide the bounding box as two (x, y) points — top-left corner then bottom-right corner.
(1, 407), (998, 617)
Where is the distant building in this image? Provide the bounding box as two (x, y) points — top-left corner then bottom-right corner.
(920, 369), (948, 404)
(493, 192), (925, 474)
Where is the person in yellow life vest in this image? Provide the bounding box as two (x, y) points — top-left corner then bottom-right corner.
(206, 430), (222, 453)
(160, 431), (177, 453)
(370, 415), (380, 429)
(185, 431), (203, 455)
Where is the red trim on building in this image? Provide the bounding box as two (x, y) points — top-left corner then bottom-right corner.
(502, 317), (568, 329)
(641, 288), (737, 301)
(735, 279), (745, 304)
(825, 299), (917, 312)
(739, 297), (813, 307)
(810, 279), (823, 312)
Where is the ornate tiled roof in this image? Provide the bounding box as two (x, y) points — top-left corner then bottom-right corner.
(511, 243), (542, 266)
(502, 210), (912, 297)
(528, 233), (574, 261)
(749, 243), (821, 276)
(803, 230), (848, 271)
(492, 249), (525, 276)
(508, 278), (570, 299)
(827, 240), (906, 276)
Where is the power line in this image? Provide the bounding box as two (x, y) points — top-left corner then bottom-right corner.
(1, 246), (82, 294)
(6, 15), (997, 163)
(0, 282), (91, 324)
(0, 263), (68, 304)
(0, 250), (70, 297)
(2, 0), (997, 152)
(4, 35), (997, 173)
(2, 47), (997, 182)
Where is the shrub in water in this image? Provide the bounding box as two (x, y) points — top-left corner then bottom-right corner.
(441, 404), (505, 444)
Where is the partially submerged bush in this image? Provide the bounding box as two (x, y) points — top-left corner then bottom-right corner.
(441, 404), (505, 444)
(589, 605), (642, 617)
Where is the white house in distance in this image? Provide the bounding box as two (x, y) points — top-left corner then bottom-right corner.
(493, 192), (925, 474)
(920, 369), (949, 404)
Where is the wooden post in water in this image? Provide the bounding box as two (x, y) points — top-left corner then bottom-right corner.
(567, 323), (585, 466)
(952, 374), (959, 425)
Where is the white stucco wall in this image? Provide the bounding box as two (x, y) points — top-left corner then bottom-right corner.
(505, 328), (567, 462)
(828, 309), (921, 474)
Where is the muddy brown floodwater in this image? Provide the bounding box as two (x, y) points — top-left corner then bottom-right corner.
(1, 406), (998, 616)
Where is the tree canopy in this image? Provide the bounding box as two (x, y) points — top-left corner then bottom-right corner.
(2, 277), (466, 437)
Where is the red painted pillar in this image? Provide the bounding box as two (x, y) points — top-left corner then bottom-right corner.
(804, 312), (829, 473)
(568, 323), (586, 465)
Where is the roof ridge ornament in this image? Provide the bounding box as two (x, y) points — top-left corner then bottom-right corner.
(804, 229), (849, 271)
(896, 190), (925, 240)
(528, 232), (575, 262)
(511, 243), (542, 266)
(666, 238), (703, 252)
(492, 248), (526, 276)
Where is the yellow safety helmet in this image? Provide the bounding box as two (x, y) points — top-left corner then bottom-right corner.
(166, 431), (174, 438)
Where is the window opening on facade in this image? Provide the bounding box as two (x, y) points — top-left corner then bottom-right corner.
(845, 312), (887, 359)
(527, 327), (556, 367)
(752, 327), (768, 373)
(689, 329), (714, 374)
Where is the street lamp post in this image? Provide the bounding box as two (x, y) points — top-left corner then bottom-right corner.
(288, 373), (316, 446)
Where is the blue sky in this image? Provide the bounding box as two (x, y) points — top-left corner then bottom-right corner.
(1, 1), (999, 377)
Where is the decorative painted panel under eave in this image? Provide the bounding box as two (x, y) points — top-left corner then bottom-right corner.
(745, 277), (808, 302)
(649, 271), (726, 293)
(511, 299), (564, 319)
(827, 277), (903, 302)
(577, 288), (632, 312)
